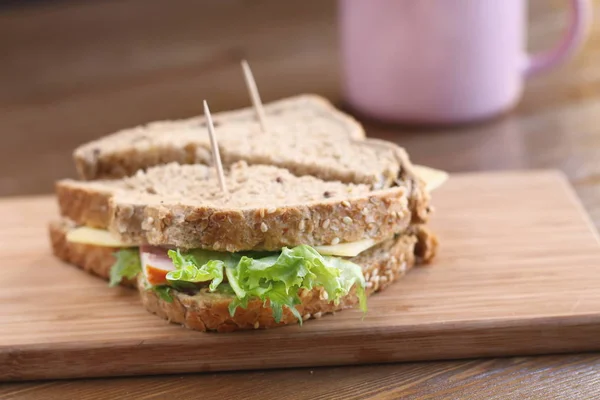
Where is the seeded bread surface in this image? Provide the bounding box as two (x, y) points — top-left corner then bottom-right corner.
(74, 94), (375, 181)
(138, 233), (425, 332)
(57, 162), (412, 251)
(72, 94), (430, 223)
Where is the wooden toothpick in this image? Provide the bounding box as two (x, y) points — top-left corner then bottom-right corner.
(241, 60), (268, 133)
(203, 100), (228, 194)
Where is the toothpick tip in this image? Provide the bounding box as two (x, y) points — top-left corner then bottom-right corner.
(240, 60), (267, 133)
(201, 99), (227, 194)
(241, 61), (251, 75)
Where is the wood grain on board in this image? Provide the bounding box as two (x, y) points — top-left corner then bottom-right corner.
(1, 171), (599, 381)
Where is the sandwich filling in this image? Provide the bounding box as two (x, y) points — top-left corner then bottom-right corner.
(110, 244), (367, 324)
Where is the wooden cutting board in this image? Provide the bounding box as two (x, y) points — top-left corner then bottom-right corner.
(2, 171), (600, 382)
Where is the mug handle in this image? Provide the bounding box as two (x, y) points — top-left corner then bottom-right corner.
(524, 0), (592, 77)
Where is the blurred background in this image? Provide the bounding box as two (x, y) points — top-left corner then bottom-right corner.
(0, 0), (598, 223)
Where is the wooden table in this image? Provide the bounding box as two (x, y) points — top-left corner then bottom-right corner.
(1, 0), (600, 398)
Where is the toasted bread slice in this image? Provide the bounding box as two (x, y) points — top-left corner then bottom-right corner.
(57, 162), (413, 251)
(138, 233), (425, 332)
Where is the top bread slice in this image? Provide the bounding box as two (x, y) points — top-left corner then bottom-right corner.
(74, 94), (374, 181)
(56, 161), (412, 252)
(73, 94), (430, 222)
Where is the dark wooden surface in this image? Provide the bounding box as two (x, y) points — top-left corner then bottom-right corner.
(1, 0), (600, 398)
(2, 355), (600, 400)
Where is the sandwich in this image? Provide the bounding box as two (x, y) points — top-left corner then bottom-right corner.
(52, 161), (437, 332)
(49, 94), (443, 331)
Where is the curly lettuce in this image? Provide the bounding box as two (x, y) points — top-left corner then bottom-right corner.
(109, 249), (142, 287)
(162, 245), (367, 324)
(152, 286), (173, 302)
(166, 249), (228, 291)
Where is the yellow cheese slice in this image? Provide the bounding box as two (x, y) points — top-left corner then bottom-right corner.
(413, 165), (449, 192)
(67, 227), (379, 257)
(314, 239), (377, 257)
(66, 226), (129, 247)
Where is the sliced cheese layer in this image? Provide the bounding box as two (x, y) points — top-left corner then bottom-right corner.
(66, 226), (129, 247)
(314, 239), (376, 257)
(66, 226), (383, 257)
(413, 165), (449, 192)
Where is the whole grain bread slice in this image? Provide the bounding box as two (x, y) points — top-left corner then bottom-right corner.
(48, 219), (135, 288)
(72, 94), (430, 222)
(57, 162), (412, 251)
(138, 233), (421, 332)
(74, 94), (370, 180)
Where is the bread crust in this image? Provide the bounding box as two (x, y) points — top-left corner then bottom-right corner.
(112, 187), (411, 251)
(57, 173), (412, 251)
(413, 224), (438, 264)
(48, 219), (135, 287)
(56, 181), (113, 229)
(353, 138), (430, 224)
(138, 234), (423, 332)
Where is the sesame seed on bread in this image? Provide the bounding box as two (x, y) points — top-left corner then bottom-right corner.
(73, 94), (368, 181)
(56, 162), (412, 251)
(71, 94), (430, 223)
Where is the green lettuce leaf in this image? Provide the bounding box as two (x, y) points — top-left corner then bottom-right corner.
(265, 282), (303, 324)
(141, 276), (174, 302)
(109, 249), (142, 287)
(323, 256), (367, 313)
(166, 249), (226, 291)
(164, 245), (367, 324)
(153, 286), (173, 302)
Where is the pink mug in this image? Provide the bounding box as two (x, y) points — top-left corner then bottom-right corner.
(340, 0), (592, 124)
